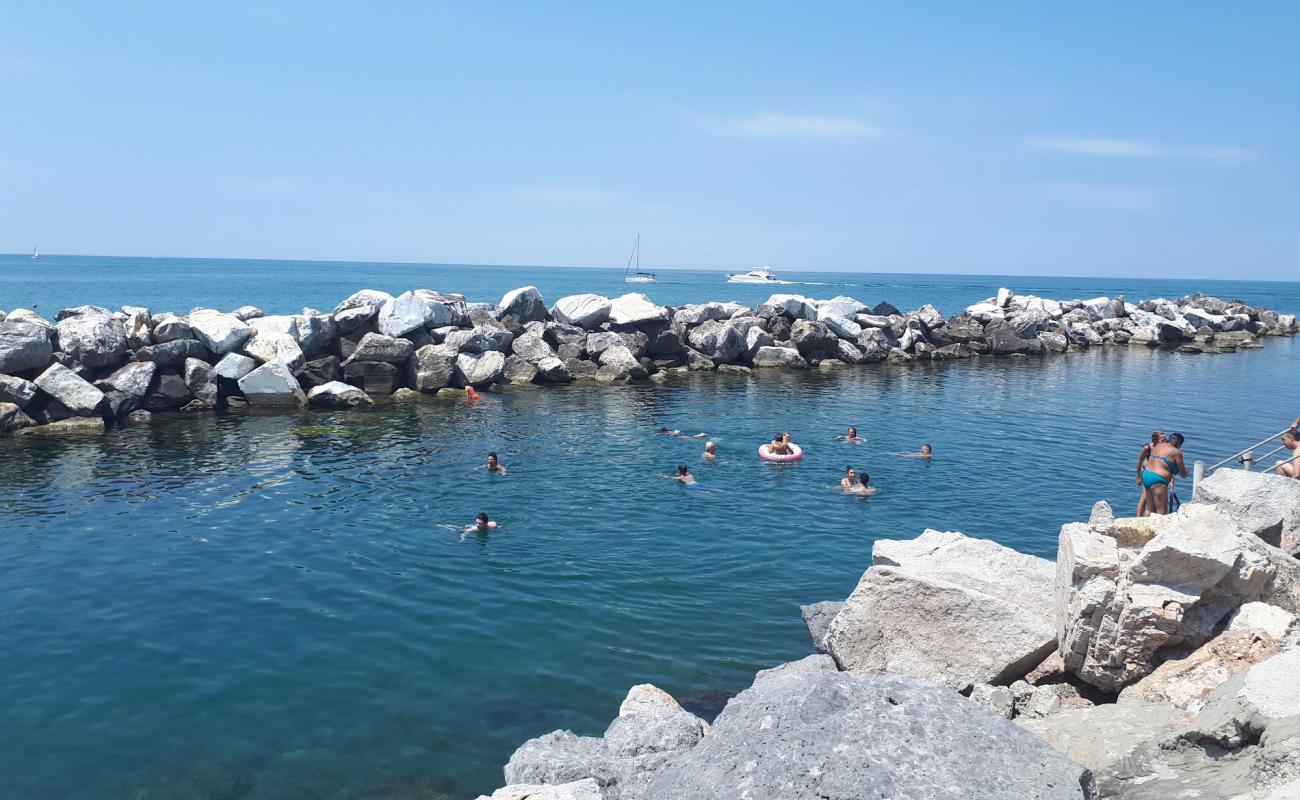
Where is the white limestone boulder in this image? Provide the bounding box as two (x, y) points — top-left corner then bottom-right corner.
(0, 320), (55, 373)
(552, 294), (612, 329)
(764, 293), (816, 320)
(1192, 469), (1300, 555)
(331, 289), (394, 332)
(608, 293), (669, 326)
(307, 381), (373, 408)
(500, 286), (549, 323)
(34, 362), (106, 416)
(242, 331), (305, 373)
(237, 358), (306, 406)
(188, 309), (252, 356)
(826, 530), (1057, 687)
(213, 352), (258, 380)
(454, 351), (506, 388)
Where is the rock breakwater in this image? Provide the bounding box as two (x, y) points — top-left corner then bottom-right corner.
(480, 470), (1300, 799)
(1, 286), (1295, 436)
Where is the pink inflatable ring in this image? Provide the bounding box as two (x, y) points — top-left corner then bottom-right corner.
(758, 443), (803, 462)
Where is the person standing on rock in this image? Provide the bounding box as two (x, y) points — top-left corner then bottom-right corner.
(1135, 431), (1164, 516)
(1276, 424), (1300, 479)
(1141, 432), (1188, 515)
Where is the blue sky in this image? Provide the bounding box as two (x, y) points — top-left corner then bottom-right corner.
(1, 2), (1296, 278)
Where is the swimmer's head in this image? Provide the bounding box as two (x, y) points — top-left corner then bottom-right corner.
(487, 452), (498, 466)
(921, 443), (932, 455)
(704, 442), (717, 453)
(1167, 432), (1185, 448)
(848, 426), (857, 437)
(773, 433), (783, 443)
(1151, 430), (1164, 445)
(677, 464), (689, 476)
(476, 512), (490, 525)
(660, 427), (669, 433)
(859, 473), (870, 486)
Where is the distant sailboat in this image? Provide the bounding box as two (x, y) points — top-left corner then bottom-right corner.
(622, 234), (657, 284)
(31, 246), (39, 260)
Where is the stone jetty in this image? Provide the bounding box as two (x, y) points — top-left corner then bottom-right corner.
(478, 470), (1300, 799)
(1, 286), (1296, 436)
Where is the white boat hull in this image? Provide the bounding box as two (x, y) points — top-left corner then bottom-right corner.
(727, 275), (789, 285)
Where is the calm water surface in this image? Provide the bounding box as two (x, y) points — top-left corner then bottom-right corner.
(2, 257), (1299, 799)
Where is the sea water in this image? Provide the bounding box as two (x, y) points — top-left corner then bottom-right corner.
(2, 256), (1299, 799)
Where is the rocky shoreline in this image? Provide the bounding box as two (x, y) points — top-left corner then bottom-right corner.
(1, 285), (1296, 436)
(476, 469), (1300, 800)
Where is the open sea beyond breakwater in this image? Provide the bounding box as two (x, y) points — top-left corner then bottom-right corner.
(3, 256), (1300, 799)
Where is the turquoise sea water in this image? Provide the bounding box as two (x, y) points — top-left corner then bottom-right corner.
(3, 256), (1300, 799)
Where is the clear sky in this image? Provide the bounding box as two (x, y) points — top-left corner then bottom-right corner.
(1, 2), (1296, 278)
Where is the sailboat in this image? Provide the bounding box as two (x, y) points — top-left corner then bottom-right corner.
(622, 234), (657, 284)
(31, 246), (39, 260)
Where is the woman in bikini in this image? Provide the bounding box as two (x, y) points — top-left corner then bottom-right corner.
(1135, 431), (1163, 516)
(1141, 432), (1188, 516)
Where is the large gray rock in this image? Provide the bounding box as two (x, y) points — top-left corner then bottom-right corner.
(512, 331), (557, 363)
(685, 320), (744, 363)
(0, 401), (36, 433)
(142, 371), (194, 412)
(242, 331), (305, 373)
(133, 339), (210, 366)
(789, 319), (839, 360)
(292, 311), (338, 357)
(553, 294), (612, 329)
(800, 600), (843, 652)
(1090, 649), (1300, 799)
(645, 669), (1086, 800)
(237, 359), (307, 406)
(608, 293), (669, 327)
(98, 361), (157, 416)
(765, 293), (816, 320)
(343, 332), (414, 365)
(376, 290), (451, 337)
(213, 352), (258, 380)
(121, 306), (152, 350)
(0, 320), (54, 373)
(331, 289), (394, 332)
(151, 314), (196, 343)
(505, 684), (707, 800)
(307, 381), (373, 408)
(1192, 469), (1300, 554)
(827, 530), (1057, 687)
(475, 779), (603, 800)
(55, 310), (128, 368)
(503, 355), (539, 384)
(1018, 702), (1182, 773)
(408, 344), (458, 392)
(1056, 505), (1275, 692)
(500, 286), (549, 323)
(0, 374), (39, 408)
(674, 302), (732, 326)
(445, 325), (514, 354)
(183, 358), (218, 407)
(595, 346), (648, 383)
(34, 362), (106, 416)
(455, 351), (506, 388)
(751, 345), (806, 369)
(187, 310), (252, 355)
(1117, 625), (1283, 714)
(535, 356), (572, 384)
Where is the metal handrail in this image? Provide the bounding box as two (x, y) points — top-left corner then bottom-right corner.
(1263, 452), (1299, 475)
(1208, 427), (1295, 471)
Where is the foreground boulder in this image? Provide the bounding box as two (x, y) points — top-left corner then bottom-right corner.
(800, 600), (843, 652)
(0, 320), (54, 373)
(54, 310), (127, 368)
(500, 286), (549, 323)
(503, 684), (707, 800)
(187, 309), (252, 355)
(826, 530), (1057, 687)
(476, 779), (603, 800)
(553, 294), (612, 328)
(34, 362), (106, 417)
(1056, 505), (1275, 692)
(307, 381), (373, 408)
(1017, 702), (1184, 774)
(645, 668), (1085, 799)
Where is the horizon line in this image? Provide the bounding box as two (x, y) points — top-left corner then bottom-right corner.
(2, 251), (1297, 286)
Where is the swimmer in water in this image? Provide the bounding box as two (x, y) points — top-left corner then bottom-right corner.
(848, 473), (879, 495)
(459, 512), (497, 540)
(703, 442), (718, 460)
(836, 426), (864, 443)
(840, 466), (857, 489)
(661, 464), (697, 484)
(658, 427), (709, 438)
(890, 443), (933, 459)
(485, 452), (507, 475)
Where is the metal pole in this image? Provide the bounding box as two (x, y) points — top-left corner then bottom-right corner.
(1192, 460), (1205, 496)
(1208, 427), (1295, 471)
(1242, 449), (1254, 471)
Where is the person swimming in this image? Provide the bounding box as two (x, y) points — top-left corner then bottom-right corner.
(837, 426), (864, 443)
(848, 472), (878, 495)
(658, 427), (709, 438)
(1135, 431), (1164, 516)
(662, 464), (697, 484)
(840, 466), (857, 489)
(703, 442), (718, 460)
(768, 433), (792, 455)
(485, 452), (507, 475)
(457, 512), (498, 540)
(1141, 432), (1188, 516)
(889, 443), (933, 458)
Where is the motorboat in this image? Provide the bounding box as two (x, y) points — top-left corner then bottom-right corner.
(727, 266), (788, 285)
(623, 234), (656, 283)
